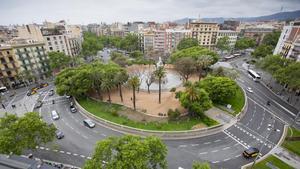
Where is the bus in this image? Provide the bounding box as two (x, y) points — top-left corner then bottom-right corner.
(248, 69), (261, 82)
(224, 53), (241, 61)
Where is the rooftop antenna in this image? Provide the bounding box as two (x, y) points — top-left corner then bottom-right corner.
(198, 14), (201, 22)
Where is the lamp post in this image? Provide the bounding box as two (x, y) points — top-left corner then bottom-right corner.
(251, 117), (274, 169)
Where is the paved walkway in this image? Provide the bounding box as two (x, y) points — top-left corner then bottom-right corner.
(272, 146), (300, 169)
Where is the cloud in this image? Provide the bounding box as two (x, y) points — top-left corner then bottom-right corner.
(0, 0), (299, 25)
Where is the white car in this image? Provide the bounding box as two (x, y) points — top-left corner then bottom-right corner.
(246, 87), (253, 93)
(51, 110), (60, 120)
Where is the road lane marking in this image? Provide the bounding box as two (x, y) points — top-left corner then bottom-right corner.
(80, 155), (85, 158)
(223, 147), (230, 150)
(223, 130), (248, 149)
(45, 148), (49, 151)
(191, 144), (199, 147)
(87, 157), (92, 160)
(178, 145), (187, 148)
(199, 152), (207, 155)
(66, 152), (71, 155)
(211, 150), (219, 153)
(59, 151), (65, 153)
(214, 139), (221, 142)
(223, 158), (231, 161)
(73, 153), (78, 156)
(53, 149), (58, 152)
(204, 142), (211, 145)
(212, 161), (219, 163)
(235, 154), (241, 158)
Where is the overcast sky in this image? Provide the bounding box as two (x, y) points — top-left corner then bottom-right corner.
(0, 0), (299, 25)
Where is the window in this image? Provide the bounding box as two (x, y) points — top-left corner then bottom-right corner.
(47, 37), (50, 41)
(60, 41), (63, 44)
(49, 47), (53, 50)
(54, 41), (58, 45)
(24, 48), (27, 52)
(59, 36), (62, 39)
(53, 37), (57, 40)
(8, 57), (13, 62)
(48, 42), (52, 46)
(7, 51), (10, 54)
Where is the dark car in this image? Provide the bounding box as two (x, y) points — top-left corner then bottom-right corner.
(34, 101), (43, 109)
(55, 130), (64, 139)
(83, 119), (95, 128)
(70, 105), (77, 113)
(243, 147), (259, 158)
(48, 90), (55, 96)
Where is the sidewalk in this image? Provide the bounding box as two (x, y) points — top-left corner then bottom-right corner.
(248, 64), (300, 111)
(272, 146), (300, 169)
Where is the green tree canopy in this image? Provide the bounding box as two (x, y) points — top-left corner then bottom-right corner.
(192, 161), (211, 169)
(119, 34), (140, 52)
(198, 76), (238, 103)
(252, 44), (273, 58)
(81, 32), (104, 56)
(216, 36), (230, 53)
(130, 50), (143, 59)
(0, 112), (56, 155)
(48, 51), (71, 70)
(235, 37), (256, 50)
(177, 38), (199, 50)
(84, 135), (168, 169)
(171, 46), (219, 64)
(262, 30), (281, 48)
(178, 83), (212, 116)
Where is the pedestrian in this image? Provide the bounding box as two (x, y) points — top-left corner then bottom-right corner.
(1, 103), (5, 109)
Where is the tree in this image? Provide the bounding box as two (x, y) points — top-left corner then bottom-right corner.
(81, 32), (104, 57)
(262, 30), (281, 48)
(84, 135), (167, 169)
(154, 67), (166, 104)
(101, 75), (114, 103)
(130, 50), (143, 59)
(177, 38), (199, 50)
(198, 76), (238, 103)
(195, 55), (214, 80)
(216, 36), (230, 54)
(128, 76), (140, 110)
(112, 56), (128, 67)
(251, 44), (273, 58)
(171, 46), (218, 63)
(235, 37), (256, 50)
(192, 161), (211, 169)
(119, 34), (140, 52)
(48, 51), (71, 71)
(114, 69), (129, 102)
(178, 83), (212, 117)
(145, 70), (155, 94)
(174, 57), (196, 82)
(212, 67), (239, 80)
(0, 112), (56, 155)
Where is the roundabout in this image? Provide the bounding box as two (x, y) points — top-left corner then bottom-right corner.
(24, 61), (289, 169)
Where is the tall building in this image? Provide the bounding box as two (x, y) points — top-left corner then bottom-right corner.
(242, 26), (274, 45)
(165, 29), (191, 52)
(0, 40), (49, 88)
(220, 20), (240, 31)
(189, 22), (219, 49)
(217, 30), (238, 48)
(153, 30), (166, 52)
(274, 21), (300, 61)
(143, 31), (154, 53)
(17, 24), (44, 42)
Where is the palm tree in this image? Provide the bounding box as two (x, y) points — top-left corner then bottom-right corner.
(114, 69), (129, 102)
(195, 55), (213, 80)
(128, 76), (140, 110)
(101, 76), (114, 103)
(89, 67), (103, 100)
(185, 84), (199, 102)
(154, 67), (166, 104)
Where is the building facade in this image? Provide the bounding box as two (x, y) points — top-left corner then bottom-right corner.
(217, 30), (238, 48)
(0, 45), (19, 88)
(190, 22), (219, 49)
(165, 29), (191, 53)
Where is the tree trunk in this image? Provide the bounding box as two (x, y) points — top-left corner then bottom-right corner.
(198, 71), (202, 81)
(159, 78), (161, 104)
(96, 89), (103, 100)
(133, 87), (136, 110)
(185, 75), (189, 82)
(107, 89), (111, 103)
(147, 85), (150, 94)
(119, 84), (123, 102)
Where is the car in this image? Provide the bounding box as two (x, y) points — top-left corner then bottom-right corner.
(51, 110), (60, 120)
(243, 147), (259, 158)
(34, 101), (43, 109)
(48, 90), (55, 96)
(55, 130), (64, 139)
(65, 95), (72, 99)
(27, 90), (37, 96)
(83, 119), (95, 128)
(40, 83), (49, 88)
(70, 105), (77, 113)
(246, 87), (253, 93)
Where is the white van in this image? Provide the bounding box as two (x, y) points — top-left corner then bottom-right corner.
(0, 86), (7, 93)
(51, 110), (60, 120)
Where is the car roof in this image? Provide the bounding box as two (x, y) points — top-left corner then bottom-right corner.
(246, 147), (259, 153)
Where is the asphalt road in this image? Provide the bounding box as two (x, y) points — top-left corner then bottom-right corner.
(13, 58), (296, 169)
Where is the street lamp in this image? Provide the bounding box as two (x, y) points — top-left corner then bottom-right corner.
(251, 117), (274, 169)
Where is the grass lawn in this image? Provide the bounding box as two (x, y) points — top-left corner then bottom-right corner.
(282, 127), (300, 156)
(251, 155), (294, 169)
(78, 98), (218, 131)
(215, 87), (245, 116)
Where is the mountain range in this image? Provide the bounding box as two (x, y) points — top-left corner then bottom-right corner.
(174, 10), (300, 24)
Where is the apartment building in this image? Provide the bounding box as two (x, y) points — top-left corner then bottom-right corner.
(165, 29), (191, 52)
(0, 41), (49, 88)
(17, 24), (44, 42)
(274, 21), (300, 61)
(242, 27), (274, 45)
(217, 30), (238, 48)
(190, 22), (219, 49)
(143, 31), (154, 53)
(153, 30), (166, 52)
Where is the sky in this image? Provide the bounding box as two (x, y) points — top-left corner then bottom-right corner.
(0, 0), (299, 25)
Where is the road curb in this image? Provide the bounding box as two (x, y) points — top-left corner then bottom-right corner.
(240, 124), (288, 169)
(74, 98), (226, 140)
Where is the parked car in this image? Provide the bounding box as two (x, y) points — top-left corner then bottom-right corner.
(51, 110), (60, 120)
(243, 147), (259, 158)
(34, 101), (43, 109)
(31, 86), (40, 91)
(55, 130), (64, 139)
(70, 105), (77, 113)
(83, 119), (95, 128)
(65, 95), (72, 99)
(246, 87), (253, 93)
(48, 90), (55, 96)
